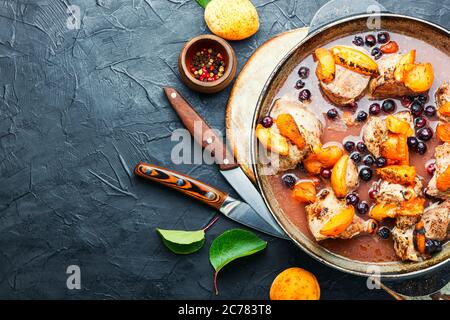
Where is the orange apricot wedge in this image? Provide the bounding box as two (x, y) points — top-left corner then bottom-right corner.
(396, 198), (425, 216)
(275, 113), (306, 149)
(331, 155), (350, 198)
(394, 50), (416, 82)
(436, 165), (450, 192)
(386, 115), (414, 136)
(404, 63), (434, 93)
(314, 48), (335, 83)
(329, 46), (379, 76)
(320, 206), (355, 237)
(439, 101), (450, 117)
(314, 145), (344, 168)
(292, 181), (317, 204)
(436, 122), (450, 142)
(369, 203), (397, 221)
(256, 124), (289, 156)
(376, 165), (416, 186)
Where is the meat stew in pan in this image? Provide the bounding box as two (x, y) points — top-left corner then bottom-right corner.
(256, 31), (449, 263)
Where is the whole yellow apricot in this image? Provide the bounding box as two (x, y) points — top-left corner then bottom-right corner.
(269, 267), (320, 300)
(204, 0), (259, 41)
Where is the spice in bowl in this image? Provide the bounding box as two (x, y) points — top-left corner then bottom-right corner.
(190, 48), (226, 82)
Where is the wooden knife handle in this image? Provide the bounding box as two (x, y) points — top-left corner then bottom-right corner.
(163, 87), (238, 171)
(134, 162), (228, 210)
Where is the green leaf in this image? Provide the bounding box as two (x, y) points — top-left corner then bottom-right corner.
(209, 229), (267, 294)
(196, 0), (211, 9)
(157, 228), (205, 254)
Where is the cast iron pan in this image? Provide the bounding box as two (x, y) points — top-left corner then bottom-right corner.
(252, 13), (450, 282)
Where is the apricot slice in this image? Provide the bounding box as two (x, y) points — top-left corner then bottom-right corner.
(270, 267), (320, 300)
(404, 63), (434, 93)
(396, 198), (425, 216)
(292, 181), (317, 204)
(331, 155), (349, 198)
(256, 124), (289, 156)
(329, 45), (379, 76)
(314, 48), (335, 83)
(380, 133), (409, 165)
(386, 115), (414, 136)
(303, 153), (322, 175)
(369, 203), (397, 221)
(315, 145), (344, 168)
(394, 50), (416, 82)
(439, 101), (450, 117)
(320, 206), (355, 237)
(436, 165), (450, 192)
(376, 165), (416, 186)
(275, 114), (306, 149)
(436, 122), (450, 142)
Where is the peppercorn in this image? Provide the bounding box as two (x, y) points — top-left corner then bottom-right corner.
(190, 48), (226, 82)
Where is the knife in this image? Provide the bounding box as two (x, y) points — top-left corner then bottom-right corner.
(163, 87), (288, 240)
(134, 162), (285, 238)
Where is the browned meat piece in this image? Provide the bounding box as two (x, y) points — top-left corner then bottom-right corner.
(306, 188), (377, 241)
(392, 225), (419, 261)
(320, 65), (370, 106)
(372, 177), (423, 204)
(435, 82), (450, 122)
(422, 200), (450, 241)
(362, 111), (413, 157)
(426, 143), (450, 199)
(369, 54), (416, 99)
(264, 99), (323, 173)
(396, 215), (420, 229)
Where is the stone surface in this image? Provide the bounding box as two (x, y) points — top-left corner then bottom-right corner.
(0, 0), (448, 299)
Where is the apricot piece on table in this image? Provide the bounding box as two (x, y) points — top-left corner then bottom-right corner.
(270, 267), (320, 300)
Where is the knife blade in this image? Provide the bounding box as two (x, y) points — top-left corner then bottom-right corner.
(134, 162), (285, 238)
(163, 87), (288, 239)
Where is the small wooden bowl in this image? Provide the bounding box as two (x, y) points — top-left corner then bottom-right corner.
(178, 34), (237, 94)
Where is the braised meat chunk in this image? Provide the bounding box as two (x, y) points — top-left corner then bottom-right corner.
(320, 65), (370, 106)
(426, 143), (450, 199)
(435, 82), (450, 122)
(421, 200), (450, 241)
(257, 99), (323, 173)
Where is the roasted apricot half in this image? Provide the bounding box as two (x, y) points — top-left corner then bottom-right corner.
(369, 203), (397, 221)
(436, 122), (450, 142)
(386, 115), (413, 136)
(320, 206), (355, 237)
(329, 46), (379, 76)
(292, 181), (317, 204)
(256, 124), (289, 156)
(314, 48), (335, 83)
(331, 155), (350, 198)
(376, 165), (416, 186)
(404, 63), (434, 93)
(436, 165), (450, 192)
(394, 50), (416, 82)
(275, 114), (306, 149)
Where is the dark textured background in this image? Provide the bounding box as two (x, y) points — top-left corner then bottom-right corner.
(0, 0), (448, 300)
